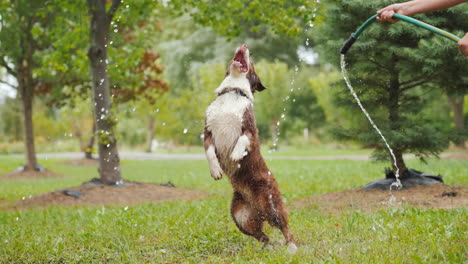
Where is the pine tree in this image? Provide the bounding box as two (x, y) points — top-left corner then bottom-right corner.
(314, 0), (466, 176)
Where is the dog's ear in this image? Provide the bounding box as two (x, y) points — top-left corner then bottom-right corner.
(248, 62), (267, 93)
(253, 74), (266, 92)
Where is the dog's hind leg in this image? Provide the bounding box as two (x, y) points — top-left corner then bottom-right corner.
(259, 190), (297, 254)
(231, 191), (270, 243)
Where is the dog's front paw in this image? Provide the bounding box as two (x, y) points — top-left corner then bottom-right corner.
(206, 145), (224, 180)
(210, 163), (224, 180)
(231, 135), (250, 161)
(231, 149), (248, 161)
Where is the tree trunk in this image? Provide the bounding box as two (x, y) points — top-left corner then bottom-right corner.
(87, 0), (122, 184)
(74, 125), (84, 152)
(84, 121), (96, 159)
(15, 17), (39, 172)
(145, 117), (156, 153)
(18, 66), (38, 171)
(388, 54), (407, 175)
(448, 96), (465, 149)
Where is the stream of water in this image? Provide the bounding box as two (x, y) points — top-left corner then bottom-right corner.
(340, 54), (402, 190)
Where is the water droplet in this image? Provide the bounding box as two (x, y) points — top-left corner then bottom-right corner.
(106, 144), (110, 147)
(114, 29), (118, 33)
(124, 206), (129, 210)
(183, 128), (188, 134)
(305, 38), (309, 46)
(281, 114), (285, 119)
(162, 122), (166, 126)
(237, 164), (241, 168)
(101, 107), (105, 112)
(110, 41), (114, 45)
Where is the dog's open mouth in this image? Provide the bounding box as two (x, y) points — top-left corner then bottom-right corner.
(233, 45), (249, 73)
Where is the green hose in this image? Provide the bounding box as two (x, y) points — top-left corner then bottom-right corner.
(340, 13), (461, 54)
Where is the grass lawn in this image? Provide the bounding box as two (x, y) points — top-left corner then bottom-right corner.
(0, 156), (467, 263)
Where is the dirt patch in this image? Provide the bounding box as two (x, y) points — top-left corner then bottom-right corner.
(294, 184), (468, 214)
(1, 169), (63, 179)
(8, 181), (207, 210)
(63, 158), (99, 167)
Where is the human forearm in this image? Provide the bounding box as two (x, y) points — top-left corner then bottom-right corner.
(402, 0), (467, 16)
(377, 0), (467, 22)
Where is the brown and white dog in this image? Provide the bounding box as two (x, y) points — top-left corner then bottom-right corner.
(204, 44), (297, 254)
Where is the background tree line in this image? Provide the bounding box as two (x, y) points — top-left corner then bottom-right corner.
(0, 0), (466, 181)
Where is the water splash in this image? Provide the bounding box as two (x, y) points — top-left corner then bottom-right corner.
(340, 54), (402, 190)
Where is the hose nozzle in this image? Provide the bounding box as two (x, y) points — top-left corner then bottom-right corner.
(340, 33), (358, 54)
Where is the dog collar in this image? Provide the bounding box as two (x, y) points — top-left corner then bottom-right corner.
(217, 88), (250, 99)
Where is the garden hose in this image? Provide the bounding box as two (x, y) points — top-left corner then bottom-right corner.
(340, 13), (461, 54)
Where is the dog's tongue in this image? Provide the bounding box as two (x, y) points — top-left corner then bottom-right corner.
(232, 61), (242, 68)
(232, 60), (248, 72)
(239, 64), (248, 72)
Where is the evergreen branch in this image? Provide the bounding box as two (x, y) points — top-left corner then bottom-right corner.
(0, 57), (17, 77)
(107, 0), (122, 21)
(368, 59), (390, 72)
(0, 79), (17, 89)
(399, 76), (428, 86)
(400, 78), (432, 92)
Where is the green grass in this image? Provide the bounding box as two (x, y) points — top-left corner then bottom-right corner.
(0, 156), (467, 263)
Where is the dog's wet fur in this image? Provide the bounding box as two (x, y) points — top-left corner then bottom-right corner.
(204, 44), (297, 254)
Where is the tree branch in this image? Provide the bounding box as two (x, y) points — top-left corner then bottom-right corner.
(0, 57), (17, 77)
(400, 78), (432, 92)
(0, 79), (17, 89)
(399, 76), (427, 86)
(107, 0), (122, 21)
(368, 59), (390, 72)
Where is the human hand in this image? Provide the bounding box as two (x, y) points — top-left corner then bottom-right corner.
(377, 3), (408, 23)
(458, 33), (468, 57)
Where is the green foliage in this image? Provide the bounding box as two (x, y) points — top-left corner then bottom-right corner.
(0, 97), (22, 142)
(0, 157), (467, 262)
(313, 0), (466, 163)
(170, 0), (320, 38)
(280, 66), (327, 140)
